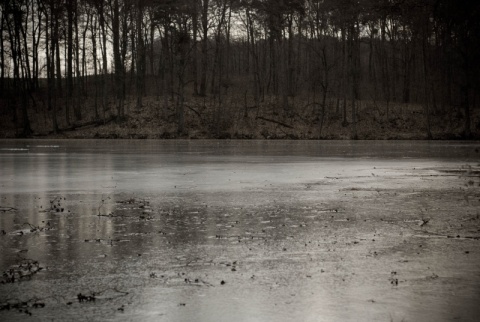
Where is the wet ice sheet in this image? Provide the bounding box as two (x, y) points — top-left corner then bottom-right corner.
(1, 140), (477, 195)
(0, 140), (479, 321)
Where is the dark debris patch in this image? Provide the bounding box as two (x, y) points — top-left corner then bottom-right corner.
(76, 288), (129, 303)
(1, 258), (43, 284)
(116, 198), (138, 205)
(116, 198), (151, 209)
(24, 222), (52, 233)
(389, 271), (399, 286)
(83, 238), (122, 245)
(0, 206), (18, 212)
(7, 222), (52, 236)
(0, 298), (45, 316)
(49, 196), (68, 213)
(77, 293), (96, 303)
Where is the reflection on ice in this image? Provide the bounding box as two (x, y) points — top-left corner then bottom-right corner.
(0, 148), (29, 151)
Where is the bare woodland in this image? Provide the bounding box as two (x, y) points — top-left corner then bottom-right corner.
(1, 0), (479, 139)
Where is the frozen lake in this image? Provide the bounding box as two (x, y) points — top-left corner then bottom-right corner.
(1, 140), (479, 321)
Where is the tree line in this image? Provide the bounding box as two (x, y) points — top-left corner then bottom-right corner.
(1, 0), (479, 138)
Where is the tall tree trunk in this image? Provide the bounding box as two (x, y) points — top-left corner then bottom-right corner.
(380, 18), (390, 120)
(74, 1), (82, 120)
(225, 2), (232, 82)
(112, 0), (124, 118)
(67, 0), (74, 125)
(91, 15), (99, 119)
(99, 2), (108, 122)
(341, 27), (348, 126)
(287, 14), (294, 97)
(210, 0), (227, 95)
(176, 27), (189, 136)
(45, 2), (58, 133)
(192, 0), (199, 95)
(82, 13), (90, 97)
(390, 20), (397, 102)
(136, 0), (145, 109)
(33, 2), (42, 91)
(20, 6), (32, 136)
(422, 30), (433, 139)
(319, 45), (328, 138)
(199, 0), (209, 96)
(402, 34), (411, 104)
(55, 35), (62, 97)
(462, 50), (471, 138)
(0, 9), (4, 97)
(246, 8), (259, 107)
(20, 5), (32, 92)
(349, 24), (358, 139)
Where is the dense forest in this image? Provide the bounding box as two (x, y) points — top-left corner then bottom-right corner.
(1, 0), (479, 139)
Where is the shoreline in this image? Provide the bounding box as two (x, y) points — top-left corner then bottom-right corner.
(2, 97), (479, 141)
